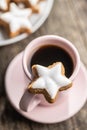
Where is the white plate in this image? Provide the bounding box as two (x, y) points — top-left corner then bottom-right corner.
(0, 0), (54, 46)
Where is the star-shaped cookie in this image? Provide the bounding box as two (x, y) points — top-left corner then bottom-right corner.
(0, 3), (32, 37)
(0, 0), (10, 11)
(28, 62), (72, 103)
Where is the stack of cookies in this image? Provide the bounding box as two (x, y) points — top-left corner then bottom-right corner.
(0, 0), (45, 38)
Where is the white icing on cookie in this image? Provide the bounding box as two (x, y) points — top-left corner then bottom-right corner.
(32, 63), (72, 99)
(28, 0), (39, 6)
(0, 3), (32, 34)
(0, 0), (9, 10)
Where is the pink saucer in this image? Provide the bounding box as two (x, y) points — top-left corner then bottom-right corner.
(5, 52), (87, 123)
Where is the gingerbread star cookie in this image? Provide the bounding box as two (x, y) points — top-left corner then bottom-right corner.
(0, 0), (10, 11)
(28, 62), (72, 103)
(0, 3), (32, 37)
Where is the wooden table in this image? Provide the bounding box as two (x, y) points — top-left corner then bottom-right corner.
(0, 0), (87, 129)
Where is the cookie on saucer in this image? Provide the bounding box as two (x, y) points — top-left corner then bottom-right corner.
(28, 62), (72, 103)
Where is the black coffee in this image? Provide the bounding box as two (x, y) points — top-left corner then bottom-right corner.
(30, 45), (74, 78)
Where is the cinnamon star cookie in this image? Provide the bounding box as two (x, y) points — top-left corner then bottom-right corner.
(0, 3), (32, 37)
(28, 62), (72, 103)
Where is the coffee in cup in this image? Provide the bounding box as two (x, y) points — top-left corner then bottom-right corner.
(20, 35), (80, 111)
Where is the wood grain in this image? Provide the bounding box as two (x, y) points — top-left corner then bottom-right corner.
(0, 0), (87, 129)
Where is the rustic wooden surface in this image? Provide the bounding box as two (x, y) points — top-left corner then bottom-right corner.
(0, 0), (87, 129)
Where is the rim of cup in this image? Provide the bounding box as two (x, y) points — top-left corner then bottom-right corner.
(23, 35), (80, 81)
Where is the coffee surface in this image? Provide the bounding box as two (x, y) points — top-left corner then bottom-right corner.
(30, 45), (74, 78)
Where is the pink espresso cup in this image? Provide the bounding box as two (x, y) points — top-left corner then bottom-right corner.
(20, 35), (80, 112)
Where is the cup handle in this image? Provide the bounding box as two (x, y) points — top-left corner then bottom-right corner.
(19, 90), (41, 112)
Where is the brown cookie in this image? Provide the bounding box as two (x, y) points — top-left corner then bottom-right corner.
(28, 62), (72, 103)
(0, 3), (32, 37)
